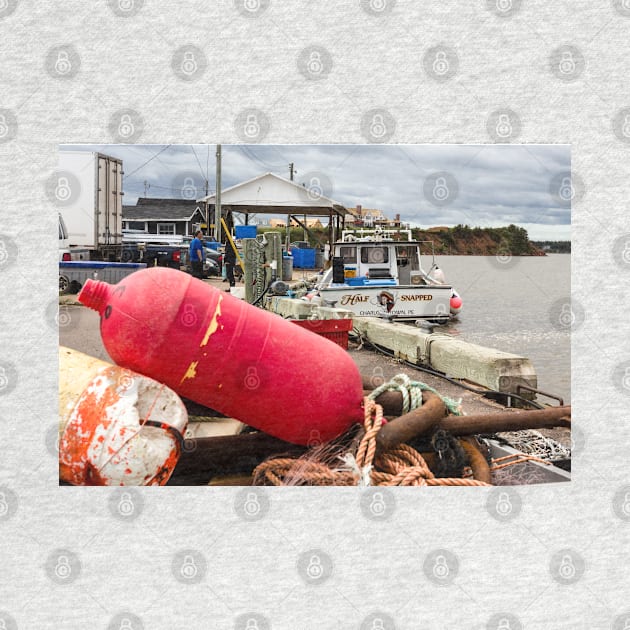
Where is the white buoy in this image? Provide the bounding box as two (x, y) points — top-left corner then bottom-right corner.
(429, 265), (446, 284)
(59, 347), (188, 486)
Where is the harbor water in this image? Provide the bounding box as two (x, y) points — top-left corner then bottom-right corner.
(439, 254), (571, 403)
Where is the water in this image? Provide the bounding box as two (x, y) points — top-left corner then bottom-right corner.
(436, 255), (571, 403)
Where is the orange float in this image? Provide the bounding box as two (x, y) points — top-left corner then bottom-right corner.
(59, 346), (188, 485)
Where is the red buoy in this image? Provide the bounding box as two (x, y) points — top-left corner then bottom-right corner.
(79, 267), (364, 445)
(450, 289), (463, 315)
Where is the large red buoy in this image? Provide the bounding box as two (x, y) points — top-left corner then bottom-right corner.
(79, 267), (364, 445)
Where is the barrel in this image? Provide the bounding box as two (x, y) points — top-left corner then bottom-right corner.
(78, 267), (364, 445)
(282, 254), (293, 281)
(315, 248), (325, 269)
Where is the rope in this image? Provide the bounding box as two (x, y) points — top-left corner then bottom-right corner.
(252, 396), (490, 487)
(367, 373), (463, 416)
(489, 453), (550, 470)
(462, 453), (551, 478)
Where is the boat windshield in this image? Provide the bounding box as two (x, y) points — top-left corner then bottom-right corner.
(395, 244), (421, 284)
(360, 246), (389, 264)
(396, 245), (419, 271)
(338, 245), (357, 264)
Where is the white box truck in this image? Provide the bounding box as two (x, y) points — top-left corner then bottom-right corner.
(58, 150), (123, 260)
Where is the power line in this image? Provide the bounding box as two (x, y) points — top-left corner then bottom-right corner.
(123, 145), (172, 180)
(236, 145), (286, 170)
(126, 181), (215, 196)
(190, 145), (206, 180)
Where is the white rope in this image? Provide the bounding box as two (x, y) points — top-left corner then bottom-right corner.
(336, 453), (372, 486)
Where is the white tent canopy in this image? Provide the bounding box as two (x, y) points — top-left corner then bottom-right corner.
(198, 172), (347, 243)
(197, 172), (347, 217)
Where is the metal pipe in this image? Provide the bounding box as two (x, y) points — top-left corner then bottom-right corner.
(375, 392), (446, 453)
(441, 406), (571, 436)
(459, 438), (492, 484)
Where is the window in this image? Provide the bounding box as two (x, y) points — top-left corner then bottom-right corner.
(338, 246), (357, 264)
(124, 221), (147, 231)
(361, 247), (389, 264)
(397, 245), (419, 270)
(157, 223), (176, 235)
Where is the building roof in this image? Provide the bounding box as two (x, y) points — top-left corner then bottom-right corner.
(123, 198), (204, 221)
(198, 172), (347, 218)
(348, 206), (386, 218)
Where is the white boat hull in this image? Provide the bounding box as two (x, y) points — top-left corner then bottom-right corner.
(318, 284), (452, 321)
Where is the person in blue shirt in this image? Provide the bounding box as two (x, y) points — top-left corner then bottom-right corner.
(189, 230), (205, 279)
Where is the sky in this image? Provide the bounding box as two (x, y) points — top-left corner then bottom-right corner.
(62, 144), (571, 241)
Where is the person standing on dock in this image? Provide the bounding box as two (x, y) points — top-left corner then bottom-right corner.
(223, 239), (237, 291)
(190, 229), (205, 279)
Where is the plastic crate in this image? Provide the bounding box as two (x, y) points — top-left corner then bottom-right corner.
(291, 318), (353, 349)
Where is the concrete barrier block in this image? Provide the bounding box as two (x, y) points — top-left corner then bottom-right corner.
(267, 296), (314, 319)
(427, 337), (537, 393)
(364, 319), (426, 363)
(351, 316), (378, 336)
(353, 316), (537, 395)
(264, 296), (283, 315)
(313, 307), (354, 320)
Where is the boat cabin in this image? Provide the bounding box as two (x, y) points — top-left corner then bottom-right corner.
(331, 229), (432, 287)
(315, 228), (458, 322)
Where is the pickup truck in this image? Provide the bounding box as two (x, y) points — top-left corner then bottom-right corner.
(122, 243), (183, 269)
(125, 244), (220, 278)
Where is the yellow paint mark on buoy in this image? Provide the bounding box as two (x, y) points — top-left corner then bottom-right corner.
(200, 295), (223, 347)
(180, 361), (198, 384)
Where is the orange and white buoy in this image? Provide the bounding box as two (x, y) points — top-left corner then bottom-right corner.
(59, 346), (188, 486)
(450, 289), (463, 315)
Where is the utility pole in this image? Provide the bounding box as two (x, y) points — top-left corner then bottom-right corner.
(204, 178), (209, 232)
(289, 162), (294, 181)
(143, 180), (149, 196)
(215, 144), (222, 242)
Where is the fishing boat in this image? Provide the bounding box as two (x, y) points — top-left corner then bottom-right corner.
(311, 227), (462, 323)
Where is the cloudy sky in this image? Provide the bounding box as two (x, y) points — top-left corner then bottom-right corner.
(62, 144), (571, 240)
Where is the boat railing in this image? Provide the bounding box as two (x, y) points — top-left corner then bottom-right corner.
(341, 227), (413, 242)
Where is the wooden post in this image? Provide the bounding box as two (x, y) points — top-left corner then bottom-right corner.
(215, 144), (222, 242)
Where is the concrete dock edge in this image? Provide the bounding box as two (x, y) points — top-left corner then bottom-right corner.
(265, 298), (537, 395)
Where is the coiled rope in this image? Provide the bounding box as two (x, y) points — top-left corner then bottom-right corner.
(368, 373), (463, 416)
(252, 395), (490, 487)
